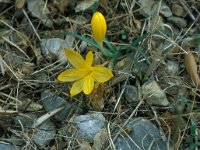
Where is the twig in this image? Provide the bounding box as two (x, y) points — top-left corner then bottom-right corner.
(22, 9), (41, 42)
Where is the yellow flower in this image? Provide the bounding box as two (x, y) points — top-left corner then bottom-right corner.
(57, 48), (113, 96)
(91, 12), (107, 46)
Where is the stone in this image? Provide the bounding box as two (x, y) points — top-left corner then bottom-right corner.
(142, 80), (169, 106)
(0, 143), (17, 150)
(124, 85), (139, 104)
(165, 60), (179, 75)
(41, 90), (77, 121)
(33, 120), (56, 146)
(168, 16), (187, 28)
(138, 0), (158, 17)
(15, 113), (56, 147)
(70, 113), (105, 141)
(160, 4), (172, 17)
(115, 118), (168, 150)
(27, 0), (53, 27)
(171, 4), (187, 17)
(40, 38), (68, 61)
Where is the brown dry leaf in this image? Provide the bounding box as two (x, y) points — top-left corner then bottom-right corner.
(59, 0), (69, 14)
(89, 83), (105, 111)
(184, 50), (200, 87)
(16, 0), (25, 9)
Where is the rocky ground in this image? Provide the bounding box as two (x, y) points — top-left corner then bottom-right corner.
(0, 0), (200, 150)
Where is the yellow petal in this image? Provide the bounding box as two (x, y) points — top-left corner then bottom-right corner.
(92, 66), (113, 83)
(91, 12), (107, 45)
(65, 48), (86, 68)
(85, 51), (93, 66)
(83, 76), (94, 95)
(70, 79), (84, 96)
(57, 69), (91, 82)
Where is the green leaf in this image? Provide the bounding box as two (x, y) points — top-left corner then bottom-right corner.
(63, 32), (114, 58)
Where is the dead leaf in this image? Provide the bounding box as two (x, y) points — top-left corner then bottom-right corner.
(184, 50), (200, 87)
(89, 83), (105, 111)
(16, 0), (25, 9)
(75, 0), (98, 12)
(59, 0), (69, 14)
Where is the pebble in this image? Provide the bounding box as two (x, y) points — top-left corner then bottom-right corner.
(27, 0), (53, 27)
(142, 80), (169, 106)
(69, 113), (105, 141)
(15, 113), (56, 147)
(171, 4), (187, 17)
(160, 3), (172, 17)
(115, 118), (168, 150)
(168, 16), (187, 28)
(0, 143), (17, 150)
(41, 90), (78, 121)
(138, 0), (158, 17)
(40, 38), (68, 61)
(33, 120), (56, 146)
(165, 60), (179, 75)
(124, 85), (139, 104)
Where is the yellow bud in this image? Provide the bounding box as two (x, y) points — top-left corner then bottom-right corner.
(91, 12), (107, 45)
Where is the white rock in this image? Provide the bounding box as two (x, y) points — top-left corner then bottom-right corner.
(27, 0), (53, 27)
(40, 38), (74, 61)
(73, 113), (105, 141)
(142, 80), (169, 106)
(165, 60), (179, 75)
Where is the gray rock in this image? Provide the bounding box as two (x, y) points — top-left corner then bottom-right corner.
(41, 90), (77, 121)
(15, 113), (55, 147)
(165, 60), (179, 75)
(124, 85), (139, 104)
(171, 4), (187, 17)
(142, 80), (169, 106)
(160, 4), (172, 17)
(115, 118), (168, 150)
(27, 0), (53, 27)
(72, 113), (105, 141)
(0, 143), (17, 150)
(33, 120), (56, 146)
(138, 0), (172, 18)
(168, 16), (187, 28)
(138, 0), (158, 17)
(40, 38), (67, 61)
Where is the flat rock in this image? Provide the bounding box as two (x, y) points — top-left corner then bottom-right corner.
(115, 118), (168, 150)
(171, 4), (187, 17)
(165, 60), (179, 75)
(160, 3), (172, 17)
(71, 113), (105, 141)
(124, 85), (139, 104)
(33, 120), (56, 146)
(27, 0), (53, 27)
(15, 113), (56, 147)
(41, 90), (77, 121)
(168, 16), (187, 28)
(40, 38), (67, 61)
(142, 80), (169, 106)
(138, 0), (158, 17)
(0, 143), (17, 150)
